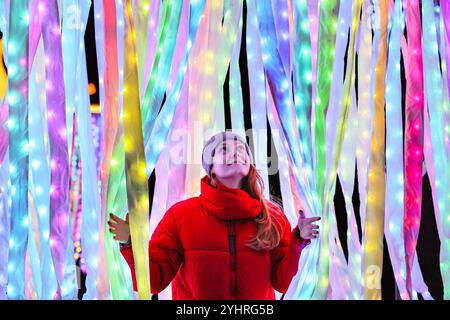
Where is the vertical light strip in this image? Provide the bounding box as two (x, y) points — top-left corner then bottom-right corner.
(292, 0), (314, 195)
(105, 0), (138, 300)
(141, 0), (182, 144)
(255, 0), (318, 300)
(39, 0), (71, 299)
(246, 0), (270, 199)
(441, 2), (450, 100)
(74, 6), (102, 298)
(272, 0), (291, 76)
(131, 0), (149, 95)
(149, 0), (189, 300)
(356, 0), (374, 244)
(28, 39), (59, 299)
(122, 0), (151, 300)
(321, 10), (352, 303)
(307, 0), (319, 130)
(364, 0), (388, 300)
(185, 0), (239, 197)
(333, 88), (358, 299)
(101, 0), (132, 300)
(0, 8), (10, 299)
(384, 0), (409, 300)
(402, 0), (424, 299)
(322, 0), (361, 299)
(0, 150), (9, 300)
(212, 1), (243, 134)
(229, 11), (245, 138)
(422, 0), (450, 299)
(6, 0), (30, 299)
(92, 0), (111, 300)
(439, 7), (450, 158)
(144, 0), (205, 182)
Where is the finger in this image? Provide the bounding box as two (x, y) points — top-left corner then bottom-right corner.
(312, 230), (319, 235)
(299, 210), (306, 219)
(109, 225), (117, 232)
(304, 216), (321, 223)
(109, 214), (122, 223)
(108, 220), (118, 227)
(311, 224), (319, 229)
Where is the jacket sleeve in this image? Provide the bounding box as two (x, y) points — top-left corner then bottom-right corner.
(120, 208), (184, 294)
(270, 214), (311, 293)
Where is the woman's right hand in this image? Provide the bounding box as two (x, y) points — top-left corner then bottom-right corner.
(108, 213), (130, 243)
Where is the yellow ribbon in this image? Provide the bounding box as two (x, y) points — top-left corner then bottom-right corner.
(123, 0), (151, 300)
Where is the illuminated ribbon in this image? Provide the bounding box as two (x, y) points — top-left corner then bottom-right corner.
(26, 0), (47, 300)
(309, 0), (340, 299)
(122, 0), (151, 299)
(323, 0), (361, 299)
(143, 0), (162, 92)
(384, 0), (408, 300)
(143, 0), (205, 206)
(273, 0), (291, 76)
(229, 7), (245, 138)
(186, 0), (240, 196)
(0, 27), (8, 298)
(37, 0), (71, 299)
(323, 0), (355, 299)
(131, 0), (149, 95)
(150, 0), (189, 300)
(273, 0), (304, 231)
(101, 0), (134, 300)
(0, 150), (9, 299)
(422, 0), (450, 299)
(246, 0), (270, 199)
(72, 1), (103, 298)
(332, 88), (358, 299)
(92, 0), (111, 300)
(292, 0), (314, 196)
(28, 41), (59, 299)
(141, 0), (182, 143)
(105, 0), (136, 300)
(442, 2), (450, 98)
(440, 5), (450, 158)
(6, 0), (30, 299)
(402, 0), (424, 299)
(362, 0), (388, 300)
(212, 1), (243, 135)
(255, 0), (318, 300)
(307, 0), (319, 126)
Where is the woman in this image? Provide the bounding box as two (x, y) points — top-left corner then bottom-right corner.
(108, 131), (320, 300)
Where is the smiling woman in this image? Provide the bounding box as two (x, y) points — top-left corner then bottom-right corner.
(108, 131), (320, 300)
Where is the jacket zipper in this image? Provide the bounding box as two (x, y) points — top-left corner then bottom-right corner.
(228, 221), (236, 299)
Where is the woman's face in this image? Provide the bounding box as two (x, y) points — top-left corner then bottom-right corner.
(210, 139), (251, 182)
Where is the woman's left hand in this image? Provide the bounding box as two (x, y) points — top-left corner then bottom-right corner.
(297, 210), (321, 240)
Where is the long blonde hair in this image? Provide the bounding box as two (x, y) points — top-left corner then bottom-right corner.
(240, 165), (285, 251)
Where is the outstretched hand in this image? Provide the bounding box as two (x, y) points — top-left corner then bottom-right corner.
(297, 210), (321, 240)
(108, 213), (130, 243)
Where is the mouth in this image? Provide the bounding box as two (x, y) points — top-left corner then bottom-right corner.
(226, 160), (245, 166)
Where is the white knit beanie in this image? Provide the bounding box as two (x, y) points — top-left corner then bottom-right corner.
(201, 131), (254, 177)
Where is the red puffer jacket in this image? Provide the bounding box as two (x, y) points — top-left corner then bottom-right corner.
(120, 175), (310, 299)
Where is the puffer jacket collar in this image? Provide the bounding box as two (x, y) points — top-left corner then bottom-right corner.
(198, 175), (263, 220)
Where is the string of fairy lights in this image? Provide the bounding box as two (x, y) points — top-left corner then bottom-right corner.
(0, 0), (449, 300)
